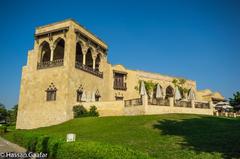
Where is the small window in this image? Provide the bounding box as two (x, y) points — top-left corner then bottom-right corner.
(95, 89), (101, 101)
(113, 71), (127, 90)
(77, 91), (83, 102)
(76, 85), (84, 102)
(46, 83), (57, 101)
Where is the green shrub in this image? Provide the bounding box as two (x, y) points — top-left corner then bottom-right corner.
(6, 131), (151, 159)
(56, 141), (152, 159)
(88, 105), (99, 117)
(0, 125), (7, 134)
(10, 131), (40, 152)
(46, 138), (65, 159)
(36, 135), (50, 153)
(73, 105), (99, 118)
(13, 132), (39, 152)
(73, 105), (88, 118)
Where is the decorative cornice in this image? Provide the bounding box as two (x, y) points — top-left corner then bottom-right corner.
(35, 27), (69, 40)
(75, 29), (107, 55)
(113, 70), (128, 75)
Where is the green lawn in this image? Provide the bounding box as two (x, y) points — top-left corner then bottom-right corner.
(3, 114), (240, 158)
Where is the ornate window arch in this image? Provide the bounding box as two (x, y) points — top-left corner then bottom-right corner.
(46, 83), (57, 101)
(53, 38), (65, 60)
(39, 41), (51, 63)
(95, 53), (101, 71)
(76, 41), (83, 63)
(76, 85), (84, 102)
(95, 89), (101, 101)
(86, 48), (93, 68)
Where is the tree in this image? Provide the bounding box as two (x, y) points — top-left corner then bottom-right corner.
(135, 80), (156, 99)
(229, 91), (240, 111)
(172, 78), (189, 98)
(7, 104), (18, 124)
(0, 103), (8, 123)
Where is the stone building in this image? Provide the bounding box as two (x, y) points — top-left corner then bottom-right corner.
(16, 19), (224, 129)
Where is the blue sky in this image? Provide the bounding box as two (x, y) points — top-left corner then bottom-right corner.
(0, 0), (239, 108)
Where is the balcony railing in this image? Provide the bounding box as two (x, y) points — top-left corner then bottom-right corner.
(75, 61), (103, 78)
(113, 82), (127, 90)
(148, 98), (170, 106)
(195, 102), (210, 109)
(124, 98), (142, 107)
(37, 59), (64, 69)
(175, 100), (192, 108)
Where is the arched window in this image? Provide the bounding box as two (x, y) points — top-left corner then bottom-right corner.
(86, 48), (93, 68)
(76, 42), (83, 63)
(166, 86), (174, 98)
(95, 89), (101, 101)
(46, 83), (57, 101)
(53, 38), (65, 60)
(95, 54), (101, 71)
(76, 85), (83, 102)
(40, 41), (51, 63)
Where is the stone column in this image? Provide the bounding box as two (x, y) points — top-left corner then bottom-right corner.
(41, 51), (45, 62)
(50, 43), (55, 61)
(92, 54), (97, 70)
(208, 101), (214, 116)
(209, 101), (213, 109)
(142, 95), (148, 114)
(169, 97), (174, 107)
(82, 48), (87, 65)
(191, 100), (195, 108)
(142, 95), (148, 106)
(233, 113), (236, 118)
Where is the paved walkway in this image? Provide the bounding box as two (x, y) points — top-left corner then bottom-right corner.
(0, 137), (26, 152)
(0, 137), (28, 158)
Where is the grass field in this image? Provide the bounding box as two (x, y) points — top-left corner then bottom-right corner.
(3, 114), (240, 158)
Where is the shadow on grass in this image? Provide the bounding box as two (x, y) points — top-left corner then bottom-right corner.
(153, 116), (240, 159)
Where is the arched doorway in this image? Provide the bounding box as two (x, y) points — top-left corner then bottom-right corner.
(166, 86), (174, 98)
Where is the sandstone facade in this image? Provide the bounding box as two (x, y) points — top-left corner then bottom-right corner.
(16, 19), (224, 129)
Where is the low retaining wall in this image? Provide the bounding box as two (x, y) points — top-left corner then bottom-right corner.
(79, 101), (125, 116)
(123, 105), (213, 116)
(146, 105), (213, 115)
(79, 100), (213, 117)
(124, 105), (145, 115)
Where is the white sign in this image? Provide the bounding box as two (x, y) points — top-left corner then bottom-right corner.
(66, 133), (76, 142)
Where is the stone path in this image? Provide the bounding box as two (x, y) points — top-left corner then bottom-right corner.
(0, 137), (26, 153)
(0, 137), (28, 159)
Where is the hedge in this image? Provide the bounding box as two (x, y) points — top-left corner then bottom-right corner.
(56, 141), (152, 159)
(4, 131), (152, 159)
(0, 126), (7, 135)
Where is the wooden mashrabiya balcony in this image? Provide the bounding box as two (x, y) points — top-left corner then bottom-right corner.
(75, 61), (103, 78)
(37, 59), (64, 69)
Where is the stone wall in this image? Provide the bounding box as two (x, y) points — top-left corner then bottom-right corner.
(123, 105), (213, 116)
(16, 19), (219, 130)
(146, 105), (213, 115)
(124, 106), (145, 115)
(77, 101), (124, 116)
